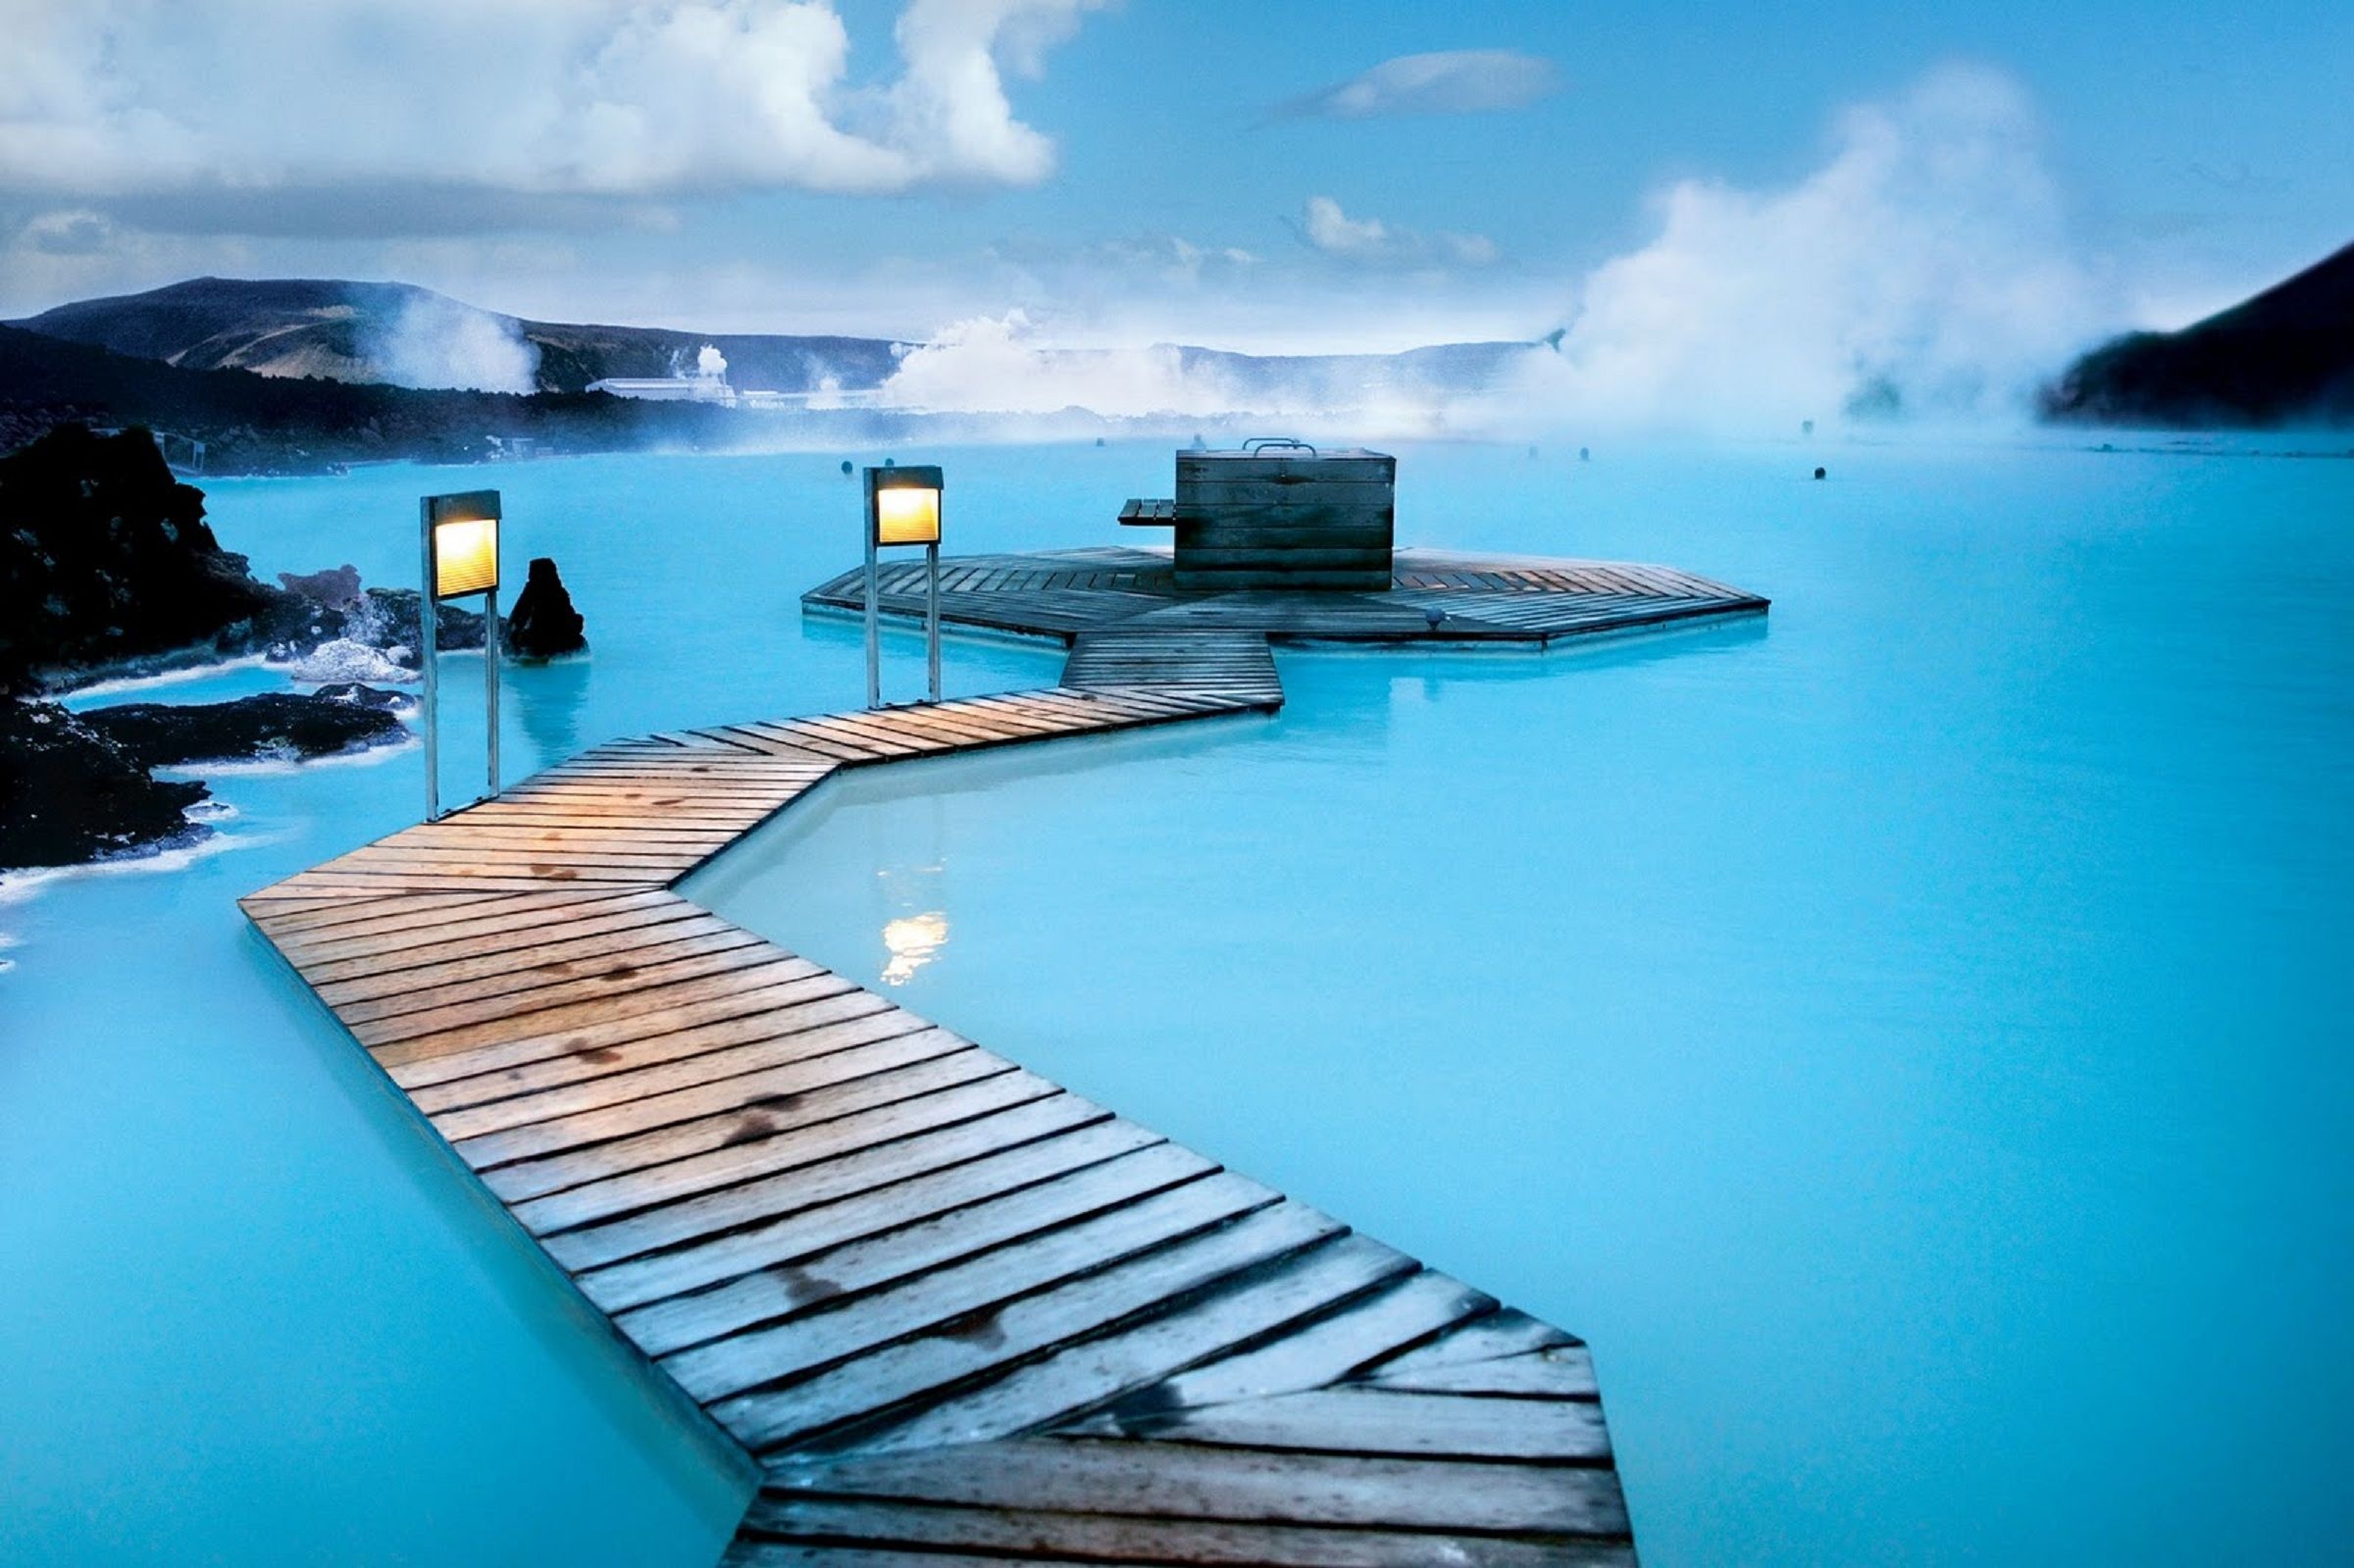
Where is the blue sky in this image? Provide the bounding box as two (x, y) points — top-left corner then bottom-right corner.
(2, 0), (2346, 358)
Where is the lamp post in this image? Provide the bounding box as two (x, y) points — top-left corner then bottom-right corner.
(862, 465), (943, 708)
(419, 488), (503, 821)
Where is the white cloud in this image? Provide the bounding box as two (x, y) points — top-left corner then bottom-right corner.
(1284, 50), (1559, 120)
(1299, 196), (1496, 268)
(1502, 64), (2109, 430)
(0, 0), (1102, 201)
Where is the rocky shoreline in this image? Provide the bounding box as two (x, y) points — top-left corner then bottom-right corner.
(1, 423), (585, 872)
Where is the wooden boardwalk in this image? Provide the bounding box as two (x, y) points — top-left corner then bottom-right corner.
(237, 611), (1696, 1564)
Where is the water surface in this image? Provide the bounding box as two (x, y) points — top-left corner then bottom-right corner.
(6, 438), (2349, 1565)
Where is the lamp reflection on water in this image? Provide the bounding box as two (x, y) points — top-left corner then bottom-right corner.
(880, 911), (949, 986)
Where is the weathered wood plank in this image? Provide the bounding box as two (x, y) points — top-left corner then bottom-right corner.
(1360, 1344), (1602, 1399)
(541, 1092), (1114, 1272)
(845, 1233), (1417, 1458)
(620, 1141), (1219, 1359)
(1094, 1385), (1612, 1463)
(579, 1117), (1168, 1316)
(735, 1495), (1633, 1566)
(759, 1438), (1631, 1536)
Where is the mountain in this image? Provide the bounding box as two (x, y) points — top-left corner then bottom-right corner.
(10, 278), (906, 396)
(2041, 241), (2354, 428)
(0, 322), (743, 472)
(10, 278), (1553, 412)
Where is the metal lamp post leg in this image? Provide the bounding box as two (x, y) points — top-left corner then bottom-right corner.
(864, 529), (882, 710)
(484, 584), (500, 800)
(926, 539), (941, 703)
(420, 500), (440, 823)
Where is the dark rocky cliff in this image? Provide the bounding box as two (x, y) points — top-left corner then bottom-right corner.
(2041, 241), (2354, 428)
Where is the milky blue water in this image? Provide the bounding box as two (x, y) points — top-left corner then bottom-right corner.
(4, 438), (2348, 1565)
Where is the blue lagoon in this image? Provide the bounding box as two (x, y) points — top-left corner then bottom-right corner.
(5, 438), (2350, 1565)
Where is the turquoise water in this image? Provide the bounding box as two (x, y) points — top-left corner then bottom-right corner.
(5, 440), (2350, 1564)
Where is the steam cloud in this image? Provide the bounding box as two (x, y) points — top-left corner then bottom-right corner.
(366, 295), (540, 394)
(877, 66), (2109, 434)
(1504, 64), (2104, 430)
(879, 312), (1218, 417)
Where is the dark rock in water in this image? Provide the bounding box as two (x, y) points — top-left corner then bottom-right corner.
(0, 423), (310, 689)
(0, 697), (209, 869)
(504, 557), (587, 658)
(357, 586), (486, 655)
(312, 682), (415, 715)
(81, 689), (411, 770)
(278, 563), (364, 614)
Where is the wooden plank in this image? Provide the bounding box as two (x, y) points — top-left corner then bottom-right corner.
(1093, 1385), (1612, 1463)
(736, 1495), (1632, 1566)
(541, 1092), (1114, 1273)
(503, 1067), (1060, 1227)
(316, 917), (749, 1015)
(579, 1117), (1168, 1316)
(445, 1023), (974, 1167)
(696, 1180), (1307, 1441)
(619, 1141), (1218, 1358)
(351, 938), (796, 1049)
(758, 1438), (1631, 1536)
(1360, 1344), (1602, 1400)
(384, 965), (861, 1089)
(425, 1000), (928, 1138)
(1365, 1309), (1577, 1375)
(409, 986), (892, 1115)
(1132, 1269), (1496, 1414)
(286, 892), (704, 977)
(845, 1232), (1416, 1457)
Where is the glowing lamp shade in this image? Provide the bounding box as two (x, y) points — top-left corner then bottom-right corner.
(875, 486), (941, 545)
(425, 490), (501, 598)
(866, 466), (944, 547)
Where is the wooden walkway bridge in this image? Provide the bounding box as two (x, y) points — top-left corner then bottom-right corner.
(243, 556), (1766, 1563)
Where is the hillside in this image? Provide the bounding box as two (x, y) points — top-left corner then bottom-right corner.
(0, 322), (740, 472)
(2041, 241), (2354, 427)
(11, 278), (906, 396)
(10, 278), (1550, 413)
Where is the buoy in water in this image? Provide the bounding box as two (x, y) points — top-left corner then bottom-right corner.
(840, 459), (852, 475)
(1813, 467), (1827, 481)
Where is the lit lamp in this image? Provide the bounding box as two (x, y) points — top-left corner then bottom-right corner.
(862, 464), (944, 708)
(419, 488), (503, 821)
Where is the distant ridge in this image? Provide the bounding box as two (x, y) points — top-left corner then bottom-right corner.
(10, 278), (907, 396)
(2041, 241), (2354, 428)
(9, 277), (1547, 407)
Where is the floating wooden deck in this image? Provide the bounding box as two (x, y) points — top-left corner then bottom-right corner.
(805, 543), (1768, 646)
(239, 572), (1768, 1562)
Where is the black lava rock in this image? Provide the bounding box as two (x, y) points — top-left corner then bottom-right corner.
(81, 689), (411, 770)
(357, 586), (487, 656)
(504, 556), (587, 659)
(311, 682), (415, 714)
(0, 697), (208, 869)
(0, 423), (309, 689)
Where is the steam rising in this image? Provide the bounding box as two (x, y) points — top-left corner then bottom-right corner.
(366, 293), (540, 394)
(880, 313), (1212, 416)
(875, 67), (2108, 434)
(1505, 65), (2101, 430)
